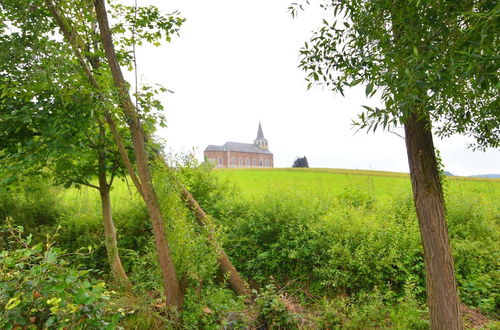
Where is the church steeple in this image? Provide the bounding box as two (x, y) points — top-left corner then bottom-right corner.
(256, 122), (264, 140)
(254, 122), (268, 150)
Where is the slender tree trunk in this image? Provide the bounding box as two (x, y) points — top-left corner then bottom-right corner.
(97, 146), (133, 292)
(404, 112), (463, 329)
(178, 185), (251, 296)
(94, 0), (183, 309)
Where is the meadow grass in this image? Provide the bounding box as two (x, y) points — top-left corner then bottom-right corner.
(59, 178), (141, 218)
(213, 168), (500, 205)
(58, 167), (499, 217)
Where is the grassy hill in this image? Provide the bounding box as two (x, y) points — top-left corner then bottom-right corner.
(214, 167), (500, 202)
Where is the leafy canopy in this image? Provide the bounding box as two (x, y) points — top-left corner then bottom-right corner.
(0, 0), (185, 187)
(296, 0), (499, 149)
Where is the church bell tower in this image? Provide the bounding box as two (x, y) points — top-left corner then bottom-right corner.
(254, 122), (268, 150)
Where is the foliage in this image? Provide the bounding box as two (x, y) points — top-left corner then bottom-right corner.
(296, 0), (499, 149)
(0, 221), (119, 329)
(313, 286), (429, 329)
(292, 156), (309, 168)
(447, 196), (500, 315)
(215, 169), (499, 317)
(254, 284), (299, 329)
(167, 153), (235, 215)
(1, 166), (498, 326)
(0, 178), (62, 246)
(0, 0), (183, 188)
(182, 286), (247, 329)
(153, 162), (220, 292)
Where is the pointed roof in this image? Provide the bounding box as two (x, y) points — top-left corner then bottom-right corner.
(256, 122), (266, 140)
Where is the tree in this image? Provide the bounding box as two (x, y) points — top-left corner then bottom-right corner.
(0, 24), (133, 291)
(295, 0), (498, 328)
(292, 156), (309, 168)
(2, 0), (251, 309)
(42, 0), (251, 307)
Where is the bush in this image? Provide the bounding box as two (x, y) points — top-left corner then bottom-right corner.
(0, 221), (118, 329)
(255, 284), (299, 329)
(218, 184), (498, 317)
(314, 284), (429, 329)
(182, 286), (247, 329)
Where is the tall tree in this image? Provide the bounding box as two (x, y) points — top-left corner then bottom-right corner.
(0, 27), (133, 290)
(45, 0), (251, 301)
(2, 0), (251, 308)
(295, 0), (498, 328)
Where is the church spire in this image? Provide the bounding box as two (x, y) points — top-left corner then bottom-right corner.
(254, 122), (268, 150)
(256, 122), (264, 140)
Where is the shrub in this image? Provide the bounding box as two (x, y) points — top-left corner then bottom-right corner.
(182, 286), (247, 329)
(153, 164), (220, 290)
(220, 194), (330, 285)
(219, 183), (498, 317)
(255, 284), (299, 329)
(336, 188), (376, 210)
(0, 221), (118, 329)
(314, 285), (429, 329)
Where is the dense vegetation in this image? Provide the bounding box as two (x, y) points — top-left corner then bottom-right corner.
(1, 0), (497, 327)
(1, 167), (498, 328)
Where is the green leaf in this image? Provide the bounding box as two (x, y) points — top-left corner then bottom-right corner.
(5, 297), (21, 310)
(365, 82), (374, 96)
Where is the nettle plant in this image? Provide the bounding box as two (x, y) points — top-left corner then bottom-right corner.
(0, 220), (119, 329)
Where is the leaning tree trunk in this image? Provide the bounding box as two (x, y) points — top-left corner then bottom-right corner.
(404, 112), (463, 330)
(97, 146), (133, 292)
(178, 185), (251, 296)
(94, 0), (183, 309)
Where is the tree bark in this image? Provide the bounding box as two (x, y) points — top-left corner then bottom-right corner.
(404, 112), (463, 330)
(97, 138), (133, 292)
(94, 0), (183, 309)
(178, 185), (251, 296)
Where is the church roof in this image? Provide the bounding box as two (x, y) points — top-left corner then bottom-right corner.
(205, 141), (272, 155)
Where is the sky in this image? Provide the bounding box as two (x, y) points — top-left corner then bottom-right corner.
(127, 0), (499, 176)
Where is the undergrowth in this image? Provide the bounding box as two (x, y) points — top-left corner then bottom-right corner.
(0, 165), (498, 328)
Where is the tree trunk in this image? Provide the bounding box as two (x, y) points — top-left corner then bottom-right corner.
(404, 112), (463, 329)
(94, 0), (183, 309)
(97, 147), (133, 292)
(178, 185), (251, 296)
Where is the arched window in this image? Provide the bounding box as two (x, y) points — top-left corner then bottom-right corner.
(259, 160), (263, 167)
(239, 158), (243, 167)
(246, 158), (250, 167)
(265, 159), (269, 167)
(252, 159), (256, 166)
(231, 157), (236, 166)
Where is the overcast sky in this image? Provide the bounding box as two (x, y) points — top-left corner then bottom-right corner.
(127, 0), (499, 176)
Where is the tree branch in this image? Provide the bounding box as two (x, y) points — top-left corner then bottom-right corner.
(388, 128), (405, 140)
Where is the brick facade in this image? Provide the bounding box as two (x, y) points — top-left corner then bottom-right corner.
(205, 150), (274, 168)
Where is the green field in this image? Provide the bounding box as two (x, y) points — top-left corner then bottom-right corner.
(57, 167), (500, 212)
(214, 167), (500, 205)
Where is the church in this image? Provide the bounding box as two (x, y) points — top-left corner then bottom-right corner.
(204, 123), (274, 168)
